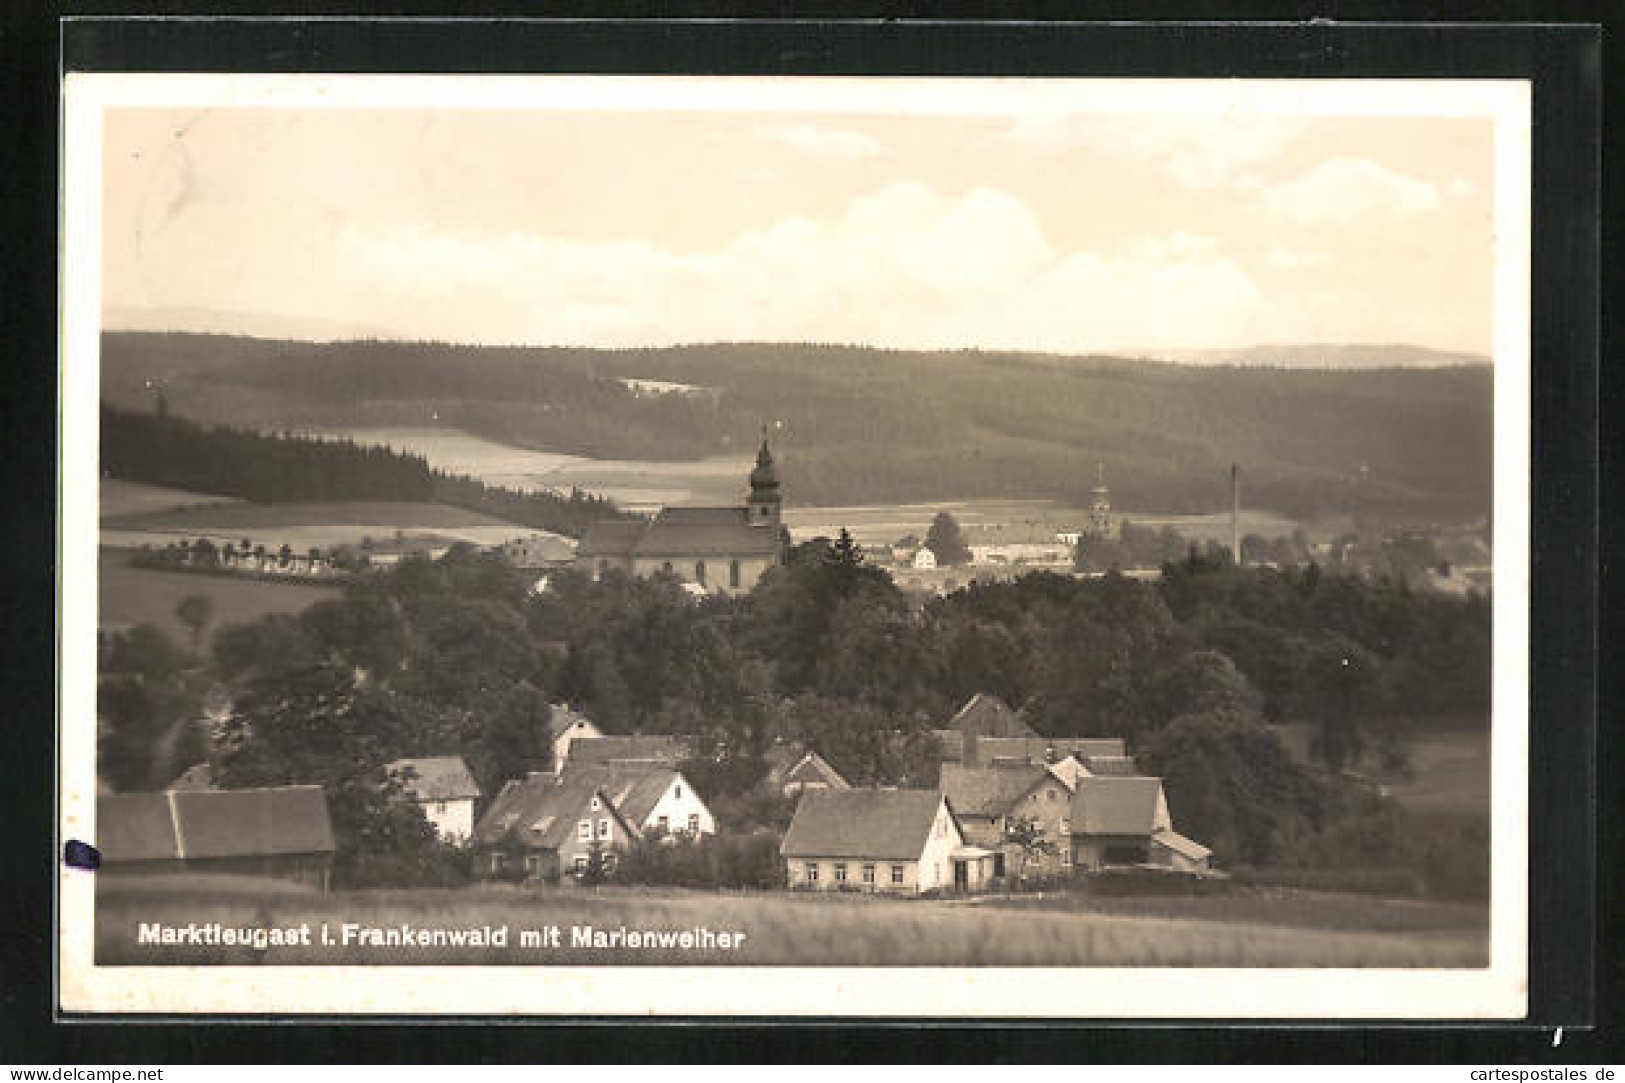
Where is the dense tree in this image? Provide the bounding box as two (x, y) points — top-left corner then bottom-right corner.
(924, 512), (972, 567)
(174, 593), (215, 654)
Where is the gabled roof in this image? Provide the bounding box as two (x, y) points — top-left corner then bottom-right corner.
(635, 507), (783, 558)
(472, 774), (629, 850)
(98, 786), (336, 862)
(565, 734), (691, 767)
(577, 506), (784, 561)
(784, 751), (850, 789)
(577, 520), (648, 559)
(1152, 829), (1212, 861)
(1071, 775), (1165, 837)
(387, 756), (481, 801)
(546, 703), (601, 742)
(780, 789), (951, 860)
(1082, 755), (1140, 777)
(558, 762), (697, 828)
(946, 693), (1040, 738)
(938, 762), (1052, 818)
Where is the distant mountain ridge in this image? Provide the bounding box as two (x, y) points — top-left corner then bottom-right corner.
(100, 331), (1492, 522)
(1139, 343), (1492, 369)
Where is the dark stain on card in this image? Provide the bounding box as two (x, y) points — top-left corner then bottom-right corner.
(64, 839), (101, 871)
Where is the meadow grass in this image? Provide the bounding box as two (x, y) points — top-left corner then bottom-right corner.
(98, 549), (339, 640)
(95, 876), (1486, 968)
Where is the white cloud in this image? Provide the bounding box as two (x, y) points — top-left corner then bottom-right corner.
(1265, 247), (1333, 270)
(1261, 157), (1441, 222)
(322, 181), (1261, 352)
(753, 122), (886, 160)
(1003, 113), (1303, 189)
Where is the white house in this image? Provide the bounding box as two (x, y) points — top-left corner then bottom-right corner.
(559, 761), (717, 838)
(780, 789), (998, 895)
(386, 756), (482, 841)
(547, 704), (604, 769)
(912, 548), (938, 569)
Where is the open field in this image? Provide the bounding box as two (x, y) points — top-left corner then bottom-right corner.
(1380, 729), (1491, 816)
(100, 500), (544, 554)
(101, 478), (245, 519)
(312, 427), (751, 513)
(98, 548), (338, 639)
(95, 876), (1485, 968)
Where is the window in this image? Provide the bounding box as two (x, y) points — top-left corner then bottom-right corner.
(598, 817), (611, 839)
(573, 856), (589, 872)
(834, 863), (848, 882)
(602, 853), (618, 873)
(434, 800), (447, 814)
(675, 784), (682, 798)
(891, 865), (904, 885)
(862, 864), (876, 884)
(524, 855), (539, 873)
(805, 863), (819, 883)
(590, 795), (601, 811)
(490, 854), (506, 874)
(662, 561), (673, 574)
(1047, 789), (1058, 802)
(695, 560), (707, 585)
(578, 820), (591, 841)
(687, 813), (700, 834)
(657, 815), (669, 832)
(730, 559), (741, 588)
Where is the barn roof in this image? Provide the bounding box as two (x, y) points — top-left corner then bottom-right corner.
(1152, 829), (1212, 861)
(472, 774), (628, 850)
(784, 751), (850, 789)
(1071, 776), (1165, 837)
(945, 693), (1039, 738)
(780, 789), (950, 860)
(938, 762), (1051, 817)
(98, 786), (336, 862)
(387, 756), (482, 801)
(565, 734), (691, 767)
(1082, 755), (1140, 777)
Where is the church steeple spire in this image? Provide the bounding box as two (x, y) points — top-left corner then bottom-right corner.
(748, 427), (782, 528)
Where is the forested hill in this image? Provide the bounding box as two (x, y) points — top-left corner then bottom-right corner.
(102, 332), (1493, 521)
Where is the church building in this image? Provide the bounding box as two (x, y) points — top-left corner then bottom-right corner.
(576, 437), (789, 596)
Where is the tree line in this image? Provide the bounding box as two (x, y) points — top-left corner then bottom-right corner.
(101, 403), (633, 538)
(97, 532), (1490, 891)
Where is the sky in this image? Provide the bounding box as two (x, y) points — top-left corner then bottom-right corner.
(100, 82), (1500, 355)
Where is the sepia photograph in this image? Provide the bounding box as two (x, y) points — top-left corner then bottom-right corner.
(57, 71), (1531, 1018)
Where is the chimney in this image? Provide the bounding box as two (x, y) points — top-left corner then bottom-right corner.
(963, 732), (980, 768)
(1231, 463), (1241, 566)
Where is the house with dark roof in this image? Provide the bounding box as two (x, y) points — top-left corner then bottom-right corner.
(559, 761), (716, 838)
(576, 438), (789, 596)
(499, 532), (577, 570)
(1068, 774), (1177, 871)
(472, 774), (638, 881)
(560, 733), (692, 772)
(938, 761), (1075, 880)
(546, 703), (604, 768)
(780, 751), (850, 797)
(780, 789), (998, 895)
(386, 756), (482, 841)
(97, 785), (335, 890)
(945, 693), (1040, 739)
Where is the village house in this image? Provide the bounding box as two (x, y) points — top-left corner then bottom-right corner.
(386, 755), (482, 841)
(944, 693), (1040, 739)
(938, 761), (1074, 880)
(559, 733), (692, 773)
(546, 703), (605, 768)
(559, 761), (717, 838)
(97, 785), (336, 890)
(472, 774), (637, 881)
(779, 750), (850, 797)
(576, 437), (788, 596)
(499, 532), (577, 570)
(780, 789), (999, 895)
(1066, 773), (1212, 873)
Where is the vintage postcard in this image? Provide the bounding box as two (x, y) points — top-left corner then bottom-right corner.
(59, 72), (1530, 1018)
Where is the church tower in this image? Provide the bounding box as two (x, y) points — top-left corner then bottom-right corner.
(1089, 463), (1113, 537)
(747, 433), (782, 529)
